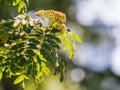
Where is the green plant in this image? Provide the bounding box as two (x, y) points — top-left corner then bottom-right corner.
(0, 0), (82, 89)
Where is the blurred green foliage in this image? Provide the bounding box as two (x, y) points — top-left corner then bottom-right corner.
(0, 0), (82, 90)
(0, 0), (28, 12)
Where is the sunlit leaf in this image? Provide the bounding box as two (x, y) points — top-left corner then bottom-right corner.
(12, 0), (21, 6)
(14, 75), (24, 84)
(36, 55), (42, 63)
(24, 75), (29, 80)
(41, 62), (50, 76)
(0, 71), (2, 81)
(18, 1), (27, 12)
(71, 33), (82, 43)
(21, 81), (25, 89)
(63, 43), (68, 50)
(62, 33), (74, 59)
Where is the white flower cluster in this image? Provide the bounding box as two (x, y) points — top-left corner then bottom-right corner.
(13, 14), (41, 27)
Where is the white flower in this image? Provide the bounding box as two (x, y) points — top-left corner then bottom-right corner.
(29, 18), (41, 27)
(56, 60), (59, 67)
(21, 19), (27, 25)
(10, 42), (16, 46)
(15, 14), (26, 20)
(4, 43), (9, 47)
(29, 20), (34, 26)
(13, 14), (28, 27)
(29, 18), (35, 26)
(13, 19), (21, 27)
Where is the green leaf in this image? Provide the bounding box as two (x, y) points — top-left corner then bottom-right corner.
(36, 55), (42, 63)
(40, 47), (54, 62)
(0, 71), (3, 81)
(23, 25), (31, 34)
(66, 29), (70, 32)
(14, 48), (24, 54)
(69, 47), (74, 59)
(18, 1), (27, 13)
(54, 67), (60, 75)
(41, 62), (50, 76)
(12, 0), (21, 6)
(29, 38), (40, 45)
(71, 33), (82, 43)
(28, 43), (38, 49)
(45, 34), (61, 43)
(46, 39), (60, 49)
(25, 50), (36, 57)
(24, 75), (29, 80)
(62, 34), (74, 59)
(41, 42), (52, 51)
(6, 68), (13, 78)
(63, 43), (68, 50)
(36, 63), (40, 72)
(14, 75), (24, 84)
(43, 68), (50, 76)
(21, 81), (25, 89)
(51, 28), (61, 33)
(60, 72), (64, 83)
(38, 72), (42, 78)
(11, 42), (24, 50)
